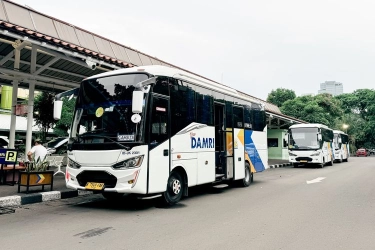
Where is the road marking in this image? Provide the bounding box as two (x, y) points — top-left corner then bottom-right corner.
(306, 177), (326, 184)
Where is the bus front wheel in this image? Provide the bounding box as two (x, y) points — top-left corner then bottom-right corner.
(161, 171), (184, 206)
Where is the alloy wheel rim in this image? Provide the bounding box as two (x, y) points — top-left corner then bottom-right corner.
(172, 179), (181, 194)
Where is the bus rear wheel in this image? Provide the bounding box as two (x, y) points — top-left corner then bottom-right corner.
(160, 171), (184, 206)
(328, 157), (333, 166)
(238, 163), (252, 187)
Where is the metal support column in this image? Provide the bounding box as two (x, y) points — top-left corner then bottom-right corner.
(25, 45), (37, 159)
(8, 48), (20, 149)
(25, 82), (35, 158)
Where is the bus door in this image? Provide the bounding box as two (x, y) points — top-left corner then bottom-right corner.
(232, 106), (245, 180)
(214, 103), (226, 179)
(147, 94), (171, 194)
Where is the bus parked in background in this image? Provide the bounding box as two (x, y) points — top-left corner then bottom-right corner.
(54, 65), (267, 206)
(333, 130), (349, 162)
(286, 123), (334, 168)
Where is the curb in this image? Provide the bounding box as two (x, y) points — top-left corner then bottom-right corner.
(0, 190), (93, 208)
(269, 163), (292, 169)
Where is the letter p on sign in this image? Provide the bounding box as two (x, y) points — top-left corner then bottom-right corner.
(6, 151), (17, 162)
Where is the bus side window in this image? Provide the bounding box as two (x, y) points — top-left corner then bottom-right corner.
(170, 80), (196, 135)
(150, 96), (169, 147)
(244, 106), (252, 129)
(233, 106), (244, 128)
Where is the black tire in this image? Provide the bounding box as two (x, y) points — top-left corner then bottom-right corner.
(160, 171), (184, 206)
(328, 157), (333, 166)
(293, 163), (299, 168)
(319, 159), (324, 168)
(238, 163), (252, 187)
(102, 192), (124, 201)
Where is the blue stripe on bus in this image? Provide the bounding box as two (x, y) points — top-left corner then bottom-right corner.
(244, 130), (265, 172)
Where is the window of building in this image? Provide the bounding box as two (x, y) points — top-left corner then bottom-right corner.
(268, 138), (278, 147)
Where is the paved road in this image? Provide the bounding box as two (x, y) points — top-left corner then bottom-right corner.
(1, 157), (374, 250)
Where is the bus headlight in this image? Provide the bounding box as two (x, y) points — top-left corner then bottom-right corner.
(68, 158), (81, 169)
(310, 152), (320, 156)
(289, 152), (297, 156)
(112, 155), (144, 170)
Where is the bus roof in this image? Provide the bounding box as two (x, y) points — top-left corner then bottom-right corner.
(333, 130), (347, 135)
(84, 65), (262, 106)
(289, 123), (330, 129)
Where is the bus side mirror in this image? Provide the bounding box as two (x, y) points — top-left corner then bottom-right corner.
(54, 100), (63, 120)
(317, 134), (322, 141)
(132, 90), (144, 114)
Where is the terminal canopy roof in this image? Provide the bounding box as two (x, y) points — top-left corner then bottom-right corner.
(0, 0), (305, 127)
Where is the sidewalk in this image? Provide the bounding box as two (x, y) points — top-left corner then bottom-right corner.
(0, 166), (91, 208)
(1, 160), (291, 208)
(268, 159), (292, 168)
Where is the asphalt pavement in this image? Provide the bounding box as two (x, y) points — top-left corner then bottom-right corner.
(0, 156), (374, 250)
(0, 160), (290, 206)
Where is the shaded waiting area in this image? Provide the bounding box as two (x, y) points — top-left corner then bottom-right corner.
(0, 0), (180, 157)
(0, 0), (305, 163)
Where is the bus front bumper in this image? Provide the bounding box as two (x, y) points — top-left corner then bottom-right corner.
(65, 166), (143, 194)
(289, 157), (321, 164)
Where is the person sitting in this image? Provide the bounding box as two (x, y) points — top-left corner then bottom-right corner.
(27, 138), (48, 163)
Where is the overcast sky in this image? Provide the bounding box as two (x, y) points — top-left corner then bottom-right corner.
(14, 0), (375, 100)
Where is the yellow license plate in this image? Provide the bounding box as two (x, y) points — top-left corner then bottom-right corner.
(300, 160), (307, 163)
(85, 182), (105, 190)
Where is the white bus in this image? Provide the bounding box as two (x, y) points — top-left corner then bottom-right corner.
(333, 130), (349, 162)
(286, 123), (334, 168)
(54, 65), (267, 205)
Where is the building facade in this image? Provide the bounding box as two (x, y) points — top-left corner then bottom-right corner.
(318, 81), (343, 96)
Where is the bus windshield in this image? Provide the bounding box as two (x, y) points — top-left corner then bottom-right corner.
(70, 73), (149, 146)
(289, 127), (320, 150)
(333, 134), (340, 149)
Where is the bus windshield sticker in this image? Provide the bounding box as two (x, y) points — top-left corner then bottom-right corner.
(95, 107), (104, 117)
(117, 134), (135, 141)
(156, 107), (166, 112)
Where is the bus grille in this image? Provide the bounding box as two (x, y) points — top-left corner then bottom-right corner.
(296, 157), (313, 162)
(76, 171), (117, 188)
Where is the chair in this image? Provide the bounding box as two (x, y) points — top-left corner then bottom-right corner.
(46, 155), (65, 176)
(45, 156), (55, 168)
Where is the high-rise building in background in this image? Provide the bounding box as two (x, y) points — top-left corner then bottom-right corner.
(318, 81), (343, 96)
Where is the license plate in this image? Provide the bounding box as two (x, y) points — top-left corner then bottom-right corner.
(85, 182), (105, 190)
(300, 160), (307, 163)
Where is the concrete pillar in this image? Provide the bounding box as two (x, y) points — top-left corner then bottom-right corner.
(8, 48), (21, 149)
(25, 82), (35, 159)
(25, 45), (38, 159)
(8, 80), (18, 149)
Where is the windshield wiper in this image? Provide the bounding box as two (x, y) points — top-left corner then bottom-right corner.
(79, 134), (130, 150)
(80, 128), (109, 135)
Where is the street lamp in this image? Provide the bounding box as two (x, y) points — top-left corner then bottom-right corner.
(342, 124), (349, 133)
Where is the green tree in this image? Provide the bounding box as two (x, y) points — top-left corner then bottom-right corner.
(266, 88), (296, 107)
(334, 89), (375, 149)
(281, 94), (343, 128)
(33, 92), (56, 141)
(53, 97), (76, 137)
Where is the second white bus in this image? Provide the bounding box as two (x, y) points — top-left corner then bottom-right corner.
(286, 123), (334, 168)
